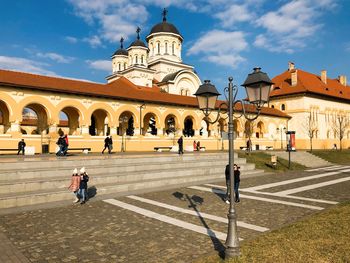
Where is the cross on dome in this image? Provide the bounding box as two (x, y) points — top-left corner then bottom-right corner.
(120, 37), (124, 49)
(162, 8), (168, 22)
(136, 27), (141, 40)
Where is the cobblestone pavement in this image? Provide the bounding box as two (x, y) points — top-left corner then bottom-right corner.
(0, 165), (349, 262)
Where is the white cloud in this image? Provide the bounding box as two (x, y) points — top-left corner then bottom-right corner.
(0, 55), (57, 76)
(36, 52), (75, 63)
(65, 36), (78, 43)
(254, 0), (337, 53)
(86, 59), (111, 72)
(214, 4), (251, 28)
(187, 30), (247, 68)
(83, 35), (104, 48)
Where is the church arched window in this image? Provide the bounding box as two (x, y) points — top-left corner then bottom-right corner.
(141, 55), (144, 65)
(281, 104), (286, 111)
(118, 63), (121, 71)
(172, 42), (175, 55)
(157, 42), (160, 54)
(165, 42), (168, 54)
(135, 55), (138, 64)
(124, 63), (127, 70)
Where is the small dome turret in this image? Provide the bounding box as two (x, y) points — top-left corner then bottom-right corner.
(112, 37), (128, 56)
(129, 27), (147, 48)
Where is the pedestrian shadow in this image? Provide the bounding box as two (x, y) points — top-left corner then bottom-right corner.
(87, 186), (97, 199)
(172, 191), (226, 259)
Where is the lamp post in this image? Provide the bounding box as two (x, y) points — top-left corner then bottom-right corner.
(139, 103), (146, 135)
(276, 127), (286, 149)
(119, 116), (128, 152)
(194, 67), (273, 260)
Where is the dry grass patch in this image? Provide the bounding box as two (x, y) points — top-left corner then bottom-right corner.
(195, 202), (350, 263)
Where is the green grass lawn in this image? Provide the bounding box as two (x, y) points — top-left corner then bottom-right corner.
(309, 149), (350, 165)
(195, 202), (350, 263)
(238, 151), (307, 173)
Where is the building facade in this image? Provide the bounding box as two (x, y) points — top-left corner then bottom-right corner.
(0, 12), (292, 154)
(270, 62), (350, 150)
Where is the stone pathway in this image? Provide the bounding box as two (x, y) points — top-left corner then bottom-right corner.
(0, 165), (349, 262)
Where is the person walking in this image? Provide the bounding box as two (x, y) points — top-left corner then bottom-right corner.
(102, 135), (110, 154)
(193, 140), (197, 151)
(79, 167), (89, 204)
(233, 164), (241, 203)
(56, 135), (66, 156)
(224, 164), (230, 203)
(17, 139), (26, 155)
(108, 135), (113, 154)
(68, 168), (81, 203)
(177, 136), (184, 155)
(224, 164), (241, 203)
(196, 140), (201, 151)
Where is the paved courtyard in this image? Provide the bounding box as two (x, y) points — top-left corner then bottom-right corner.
(0, 165), (349, 262)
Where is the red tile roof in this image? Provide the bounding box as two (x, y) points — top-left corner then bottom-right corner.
(270, 69), (350, 101)
(0, 69), (289, 118)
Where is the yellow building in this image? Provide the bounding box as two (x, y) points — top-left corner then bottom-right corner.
(0, 13), (289, 154)
(270, 62), (350, 150)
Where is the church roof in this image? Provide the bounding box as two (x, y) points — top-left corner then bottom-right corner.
(0, 69), (290, 118)
(128, 39), (147, 48)
(271, 69), (350, 101)
(113, 48), (128, 56)
(149, 21), (181, 36)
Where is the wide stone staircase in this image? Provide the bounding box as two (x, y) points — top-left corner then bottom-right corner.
(0, 152), (264, 209)
(266, 151), (332, 168)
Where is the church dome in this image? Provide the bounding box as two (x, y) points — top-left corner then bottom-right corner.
(147, 9), (182, 40)
(129, 39), (147, 48)
(150, 21), (181, 35)
(112, 37), (128, 56)
(128, 27), (148, 49)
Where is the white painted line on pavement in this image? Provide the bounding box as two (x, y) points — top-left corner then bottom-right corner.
(189, 186), (324, 210)
(305, 165), (348, 172)
(127, 195), (269, 232)
(242, 169), (350, 192)
(205, 184), (338, 205)
(274, 176), (350, 195)
(103, 199), (240, 241)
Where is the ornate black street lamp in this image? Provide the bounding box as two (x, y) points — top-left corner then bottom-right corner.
(194, 67), (273, 260)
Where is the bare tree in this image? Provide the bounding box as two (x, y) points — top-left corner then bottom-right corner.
(332, 113), (350, 151)
(302, 112), (318, 152)
(243, 119), (256, 153)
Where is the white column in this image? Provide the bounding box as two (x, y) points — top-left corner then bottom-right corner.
(110, 127), (118, 135)
(10, 121), (20, 133)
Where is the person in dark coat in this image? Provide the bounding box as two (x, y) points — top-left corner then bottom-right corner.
(17, 139), (26, 155)
(233, 164), (241, 202)
(102, 135), (109, 154)
(196, 141), (201, 151)
(224, 164), (241, 203)
(56, 135), (66, 156)
(224, 164), (230, 203)
(177, 136), (184, 155)
(108, 135), (113, 154)
(79, 167), (89, 204)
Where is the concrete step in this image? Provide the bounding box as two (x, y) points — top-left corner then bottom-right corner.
(0, 152), (238, 171)
(266, 151), (332, 168)
(0, 169), (263, 209)
(0, 158), (249, 180)
(0, 162), (257, 194)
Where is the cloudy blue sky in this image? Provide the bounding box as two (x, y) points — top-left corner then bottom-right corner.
(0, 0), (349, 96)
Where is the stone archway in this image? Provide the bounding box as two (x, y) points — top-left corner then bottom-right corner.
(89, 109), (110, 136)
(0, 100), (10, 134)
(143, 112), (158, 136)
(118, 111), (135, 136)
(183, 116), (194, 137)
(164, 114), (178, 136)
(21, 103), (49, 135)
(59, 106), (81, 135)
(257, 121), (265, 138)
